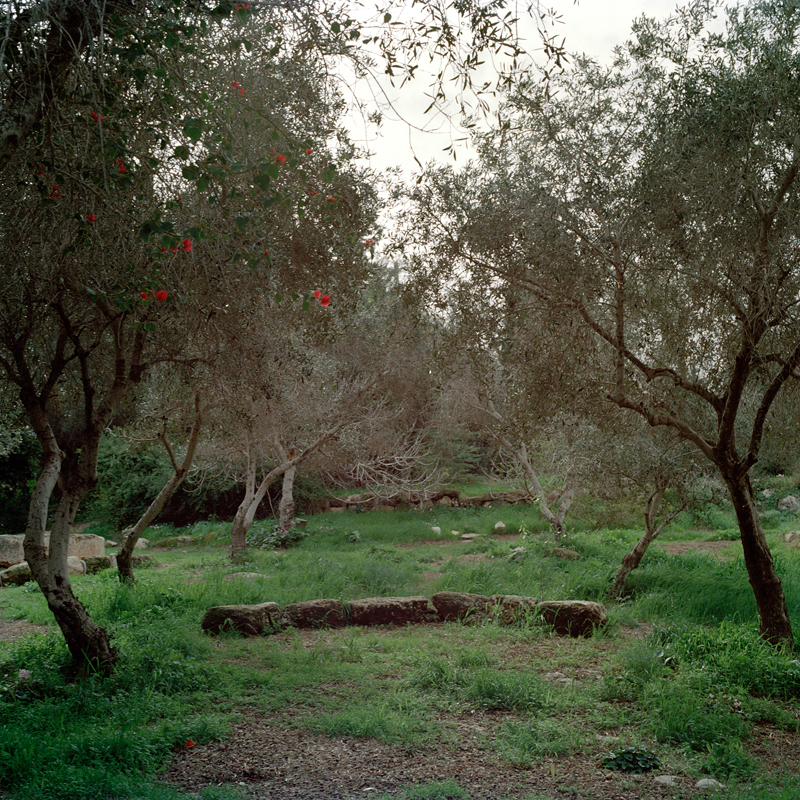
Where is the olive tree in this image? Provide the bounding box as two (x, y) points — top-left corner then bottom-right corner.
(400, 1), (800, 645)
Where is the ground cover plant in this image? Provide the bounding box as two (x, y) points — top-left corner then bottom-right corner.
(2, 486), (800, 799)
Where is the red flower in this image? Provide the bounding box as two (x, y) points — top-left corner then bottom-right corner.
(275, 154), (286, 164)
(313, 290), (321, 298)
(160, 247), (167, 252)
(186, 739), (195, 748)
(90, 111), (103, 122)
(114, 159), (126, 174)
(326, 197), (335, 202)
(139, 292), (149, 300)
(306, 148), (313, 154)
(230, 81), (240, 89)
(169, 247), (177, 253)
(264, 250), (269, 256)
(48, 185), (61, 198)
(86, 214), (96, 223)
(239, 87), (244, 95)
(182, 238), (192, 252)
(155, 290), (168, 302)
(309, 190), (318, 196)
(320, 295), (331, 307)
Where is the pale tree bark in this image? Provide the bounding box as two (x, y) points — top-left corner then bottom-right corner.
(230, 427), (344, 558)
(476, 399), (575, 538)
(277, 446), (298, 531)
(116, 393), (210, 583)
(607, 480), (687, 601)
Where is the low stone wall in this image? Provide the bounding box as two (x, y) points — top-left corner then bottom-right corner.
(201, 592), (607, 638)
(0, 533), (107, 568)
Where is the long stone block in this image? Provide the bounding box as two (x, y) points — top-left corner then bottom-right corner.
(0, 533), (106, 567)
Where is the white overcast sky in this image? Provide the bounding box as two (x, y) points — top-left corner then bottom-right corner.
(348, 1), (704, 177)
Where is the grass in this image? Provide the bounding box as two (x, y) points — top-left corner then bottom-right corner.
(1, 486), (800, 799)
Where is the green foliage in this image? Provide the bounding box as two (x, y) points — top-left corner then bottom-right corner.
(246, 520), (309, 550)
(89, 434), (173, 527)
(410, 657), (552, 711)
(499, 718), (586, 765)
(600, 745), (661, 773)
(702, 739), (757, 780)
(652, 621), (800, 699)
(0, 426), (40, 534)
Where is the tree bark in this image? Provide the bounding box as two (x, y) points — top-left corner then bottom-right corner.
(117, 394), (207, 582)
(607, 484), (686, 601)
(278, 448), (298, 531)
(724, 473), (793, 647)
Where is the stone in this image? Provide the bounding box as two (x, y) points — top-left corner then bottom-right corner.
(105, 540), (118, 547)
(131, 554), (155, 567)
(224, 572), (265, 581)
(777, 495), (800, 512)
(450, 530), (461, 537)
(431, 526), (441, 536)
(494, 521), (506, 530)
(84, 556), (115, 573)
(1, 557), (85, 585)
(282, 599), (346, 628)
(134, 538), (150, 549)
(0, 535), (25, 568)
(460, 533), (478, 540)
(537, 600), (607, 637)
(547, 547), (582, 560)
(0, 561), (33, 586)
(0, 532), (106, 568)
(201, 602), (287, 636)
(438, 496), (453, 506)
(695, 778), (725, 789)
(783, 532), (800, 546)
(67, 556), (87, 575)
(347, 596), (436, 626)
(508, 547), (526, 562)
(488, 594), (539, 625)
(761, 488), (775, 498)
(431, 591), (491, 622)
(654, 776), (679, 787)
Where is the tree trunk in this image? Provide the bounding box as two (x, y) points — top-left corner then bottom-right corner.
(725, 473), (793, 647)
(24, 435), (117, 675)
(279, 463), (297, 531)
(607, 484), (685, 601)
(117, 395), (206, 582)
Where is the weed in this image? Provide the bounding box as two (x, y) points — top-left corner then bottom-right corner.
(600, 745), (662, 773)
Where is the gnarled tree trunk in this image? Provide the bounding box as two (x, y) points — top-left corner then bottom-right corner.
(725, 473), (792, 647)
(117, 394), (207, 582)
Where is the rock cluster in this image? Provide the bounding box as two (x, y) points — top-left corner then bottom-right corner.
(202, 591), (606, 638)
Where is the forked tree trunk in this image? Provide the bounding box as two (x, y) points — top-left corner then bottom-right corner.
(23, 415), (117, 674)
(607, 483), (686, 601)
(725, 473), (793, 647)
(117, 394), (207, 582)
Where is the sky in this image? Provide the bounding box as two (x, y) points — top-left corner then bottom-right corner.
(348, 0), (693, 177)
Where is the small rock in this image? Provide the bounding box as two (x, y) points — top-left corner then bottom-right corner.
(438, 497), (453, 507)
(761, 488), (774, 498)
(777, 495), (800, 512)
(543, 671), (567, 681)
(105, 540), (118, 547)
(695, 778), (725, 789)
(783, 532), (800, 546)
(431, 526), (441, 536)
(494, 521), (506, 530)
(134, 538), (149, 550)
(460, 533), (478, 540)
(451, 530), (461, 537)
(547, 547), (582, 560)
(654, 776), (679, 787)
